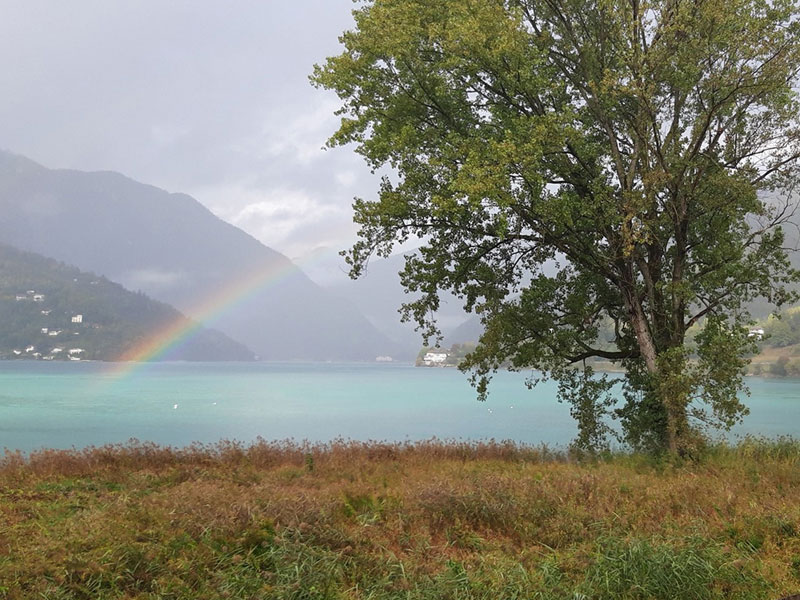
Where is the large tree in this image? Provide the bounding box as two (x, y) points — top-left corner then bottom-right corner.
(314, 0), (800, 454)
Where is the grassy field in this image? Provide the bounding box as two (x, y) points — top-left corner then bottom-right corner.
(2, 439), (800, 599)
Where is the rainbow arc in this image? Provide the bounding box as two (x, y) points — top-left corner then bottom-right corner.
(103, 255), (322, 379)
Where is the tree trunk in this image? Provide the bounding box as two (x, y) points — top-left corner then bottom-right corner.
(665, 405), (680, 455)
(621, 280), (658, 372)
(622, 282), (681, 454)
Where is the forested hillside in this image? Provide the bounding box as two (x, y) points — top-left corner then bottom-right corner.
(0, 244), (254, 361)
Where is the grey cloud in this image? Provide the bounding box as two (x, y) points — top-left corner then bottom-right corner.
(0, 1), (377, 257)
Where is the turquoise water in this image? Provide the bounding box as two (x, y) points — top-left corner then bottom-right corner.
(0, 361), (798, 452)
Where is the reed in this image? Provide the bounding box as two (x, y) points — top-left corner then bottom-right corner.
(1, 438), (799, 598)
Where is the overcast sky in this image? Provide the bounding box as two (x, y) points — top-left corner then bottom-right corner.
(0, 1), (380, 260)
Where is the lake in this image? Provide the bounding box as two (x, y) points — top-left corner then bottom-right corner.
(0, 361), (798, 453)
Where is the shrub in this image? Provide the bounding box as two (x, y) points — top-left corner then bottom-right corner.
(771, 356), (790, 376)
(787, 358), (800, 377)
(578, 539), (770, 599)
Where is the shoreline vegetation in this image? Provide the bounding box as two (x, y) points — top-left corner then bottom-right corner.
(417, 340), (800, 378)
(2, 438), (800, 598)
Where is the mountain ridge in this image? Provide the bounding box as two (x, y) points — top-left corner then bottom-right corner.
(0, 150), (399, 361)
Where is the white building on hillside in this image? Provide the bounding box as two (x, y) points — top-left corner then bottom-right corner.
(422, 351), (449, 366)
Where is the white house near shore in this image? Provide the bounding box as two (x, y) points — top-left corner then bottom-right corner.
(422, 351), (449, 365)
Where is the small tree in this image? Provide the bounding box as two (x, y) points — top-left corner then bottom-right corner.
(314, 0), (800, 454)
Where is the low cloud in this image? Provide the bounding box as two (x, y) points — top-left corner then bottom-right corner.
(261, 99), (341, 166)
(119, 268), (186, 291)
(335, 170), (357, 188)
(222, 187), (355, 258)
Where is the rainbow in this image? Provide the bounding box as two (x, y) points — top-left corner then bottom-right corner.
(103, 253), (332, 380)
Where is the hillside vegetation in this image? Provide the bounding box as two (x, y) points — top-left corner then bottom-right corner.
(2, 439), (799, 598)
(0, 244), (254, 361)
(749, 307), (800, 376)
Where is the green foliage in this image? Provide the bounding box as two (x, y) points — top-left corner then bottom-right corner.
(761, 308), (800, 348)
(314, 0), (800, 454)
(556, 367), (617, 455)
(577, 538), (769, 600)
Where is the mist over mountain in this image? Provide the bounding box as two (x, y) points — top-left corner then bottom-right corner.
(0, 151), (398, 361)
(445, 316), (484, 346)
(306, 248), (565, 349)
(0, 243), (253, 361)
(298, 248), (477, 351)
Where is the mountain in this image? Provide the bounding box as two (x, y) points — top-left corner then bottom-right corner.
(0, 151), (398, 360)
(314, 248), (559, 350)
(0, 243), (254, 361)
(446, 315), (483, 345)
(311, 249), (475, 356)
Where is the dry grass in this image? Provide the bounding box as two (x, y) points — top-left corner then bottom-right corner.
(1, 438), (799, 599)
(750, 346), (798, 363)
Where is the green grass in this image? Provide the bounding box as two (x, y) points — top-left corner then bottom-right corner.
(1, 438), (799, 598)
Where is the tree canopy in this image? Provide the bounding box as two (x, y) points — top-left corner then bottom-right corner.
(314, 0), (800, 454)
